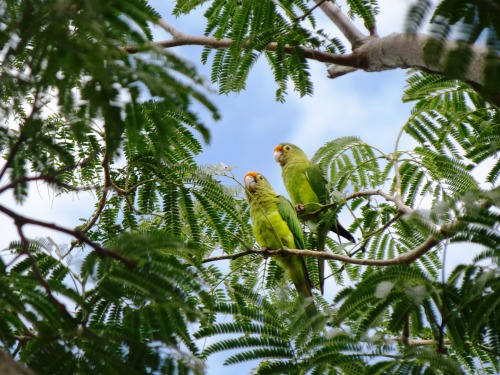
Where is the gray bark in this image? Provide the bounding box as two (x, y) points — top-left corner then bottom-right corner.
(328, 33), (499, 106)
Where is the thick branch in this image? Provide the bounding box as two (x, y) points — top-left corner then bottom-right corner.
(314, 0), (366, 45)
(328, 33), (500, 105)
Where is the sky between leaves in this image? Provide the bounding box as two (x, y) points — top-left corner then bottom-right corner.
(0, 1), (485, 373)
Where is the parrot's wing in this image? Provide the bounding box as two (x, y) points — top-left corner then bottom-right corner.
(305, 163), (329, 204)
(277, 195), (305, 249)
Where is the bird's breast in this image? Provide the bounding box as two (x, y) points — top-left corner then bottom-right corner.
(252, 209), (295, 249)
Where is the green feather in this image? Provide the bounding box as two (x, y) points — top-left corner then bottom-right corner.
(277, 195), (305, 250)
(305, 164), (329, 206)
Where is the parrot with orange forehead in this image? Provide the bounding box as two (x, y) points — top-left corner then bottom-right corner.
(273, 143), (355, 293)
(244, 171), (316, 312)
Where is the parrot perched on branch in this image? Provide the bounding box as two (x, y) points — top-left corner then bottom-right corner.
(244, 171), (316, 312)
(273, 143), (355, 293)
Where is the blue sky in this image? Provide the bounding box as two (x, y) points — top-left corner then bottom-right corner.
(0, 1), (484, 373)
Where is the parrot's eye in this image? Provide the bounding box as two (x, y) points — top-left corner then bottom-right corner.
(258, 176), (264, 180)
(284, 145), (291, 151)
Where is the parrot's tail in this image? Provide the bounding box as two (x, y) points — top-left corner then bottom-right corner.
(331, 221), (356, 243)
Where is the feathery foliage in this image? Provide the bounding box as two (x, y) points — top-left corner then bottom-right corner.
(1, 0), (499, 374)
(175, 0), (351, 101)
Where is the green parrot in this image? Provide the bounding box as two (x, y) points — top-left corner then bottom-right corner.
(273, 143), (355, 293)
(244, 171), (316, 308)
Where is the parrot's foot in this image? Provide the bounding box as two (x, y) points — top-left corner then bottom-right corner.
(295, 204), (306, 213)
(259, 247), (270, 258)
(279, 247), (289, 258)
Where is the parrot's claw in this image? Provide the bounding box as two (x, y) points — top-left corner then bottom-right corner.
(295, 204), (306, 213)
(260, 247), (270, 258)
(279, 247), (289, 258)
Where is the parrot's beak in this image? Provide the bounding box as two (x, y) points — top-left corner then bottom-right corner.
(273, 146), (283, 165)
(244, 173), (257, 193)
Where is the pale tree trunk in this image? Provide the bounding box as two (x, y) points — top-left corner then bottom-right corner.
(329, 32), (498, 102)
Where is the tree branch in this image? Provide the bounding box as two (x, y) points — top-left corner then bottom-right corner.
(202, 250), (256, 263)
(327, 65), (359, 78)
(203, 190), (496, 267)
(131, 35), (358, 66)
(314, 0), (366, 46)
(202, 232), (439, 266)
(328, 33), (500, 105)
(402, 318), (410, 346)
(0, 153), (97, 195)
(386, 337), (450, 347)
(303, 188), (412, 218)
(361, 211), (403, 245)
(125, 20), (361, 66)
(133, 22), (500, 106)
(345, 189), (413, 215)
(0, 204), (135, 268)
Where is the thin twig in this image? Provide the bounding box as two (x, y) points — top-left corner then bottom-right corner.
(209, 255), (262, 293)
(369, 24), (379, 38)
(202, 250), (255, 264)
(438, 239), (450, 354)
(0, 90), (43, 182)
(0, 136), (24, 182)
(389, 153), (403, 198)
(302, 186), (410, 218)
(225, 230), (253, 249)
(67, 152), (112, 252)
(345, 189), (413, 214)
(10, 315), (35, 357)
(361, 212), (403, 242)
(296, 0), (327, 22)
(0, 153), (97, 195)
